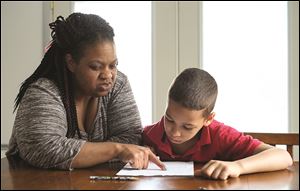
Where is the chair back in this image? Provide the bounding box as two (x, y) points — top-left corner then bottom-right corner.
(243, 132), (299, 159)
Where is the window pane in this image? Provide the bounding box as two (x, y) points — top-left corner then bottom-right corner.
(203, 1), (288, 133)
(74, 1), (152, 126)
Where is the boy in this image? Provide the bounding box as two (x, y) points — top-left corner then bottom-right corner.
(143, 68), (292, 180)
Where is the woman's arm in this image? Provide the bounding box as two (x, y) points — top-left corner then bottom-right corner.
(105, 72), (143, 145)
(71, 142), (166, 170)
(12, 79), (85, 170)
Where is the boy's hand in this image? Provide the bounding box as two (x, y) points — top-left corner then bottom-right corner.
(197, 160), (241, 180)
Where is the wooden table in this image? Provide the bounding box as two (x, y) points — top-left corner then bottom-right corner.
(1, 156), (299, 190)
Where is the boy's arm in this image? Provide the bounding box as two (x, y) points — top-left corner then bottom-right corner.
(235, 143), (293, 174)
(199, 143), (293, 180)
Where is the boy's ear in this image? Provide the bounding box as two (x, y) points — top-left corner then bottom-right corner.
(65, 53), (76, 73)
(204, 112), (215, 126)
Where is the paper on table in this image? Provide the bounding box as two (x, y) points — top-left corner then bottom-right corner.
(116, 161), (194, 176)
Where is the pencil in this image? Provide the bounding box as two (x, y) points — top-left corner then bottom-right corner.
(90, 176), (138, 181)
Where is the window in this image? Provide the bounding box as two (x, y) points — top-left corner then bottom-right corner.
(202, 1), (288, 132)
(74, 1), (152, 126)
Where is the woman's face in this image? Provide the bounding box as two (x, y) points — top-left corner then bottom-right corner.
(66, 41), (118, 97)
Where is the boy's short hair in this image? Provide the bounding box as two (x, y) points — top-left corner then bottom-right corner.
(168, 68), (218, 117)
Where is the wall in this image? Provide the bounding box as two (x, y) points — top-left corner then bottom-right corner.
(1, 1), (72, 158)
(152, 2), (201, 121)
(1, 2), (43, 147)
(288, 1), (299, 160)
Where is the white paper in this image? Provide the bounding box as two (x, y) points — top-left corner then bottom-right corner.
(116, 161), (194, 176)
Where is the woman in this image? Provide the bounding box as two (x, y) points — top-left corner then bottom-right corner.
(6, 13), (165, 170)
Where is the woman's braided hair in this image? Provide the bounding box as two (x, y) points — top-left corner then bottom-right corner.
(14, 13), (115, 138)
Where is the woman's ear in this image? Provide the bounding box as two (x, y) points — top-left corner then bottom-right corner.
(65, 53), (76, 73)
(204, 112), (215, 126)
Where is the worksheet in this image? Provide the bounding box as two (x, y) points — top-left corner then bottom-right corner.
(116, 161), (194, 176)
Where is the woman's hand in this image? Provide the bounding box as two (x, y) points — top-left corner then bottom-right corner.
(117, 144), (166, 170)
(198, 160), (242, 180)
(146, 146), (157, 155)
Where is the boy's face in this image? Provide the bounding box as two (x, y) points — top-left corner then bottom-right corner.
(164, 99), (214, 145)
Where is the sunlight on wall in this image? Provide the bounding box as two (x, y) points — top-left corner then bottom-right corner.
(203, 1), (288, 133)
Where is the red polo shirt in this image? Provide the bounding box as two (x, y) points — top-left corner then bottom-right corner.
(142, 117), (261, 162)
